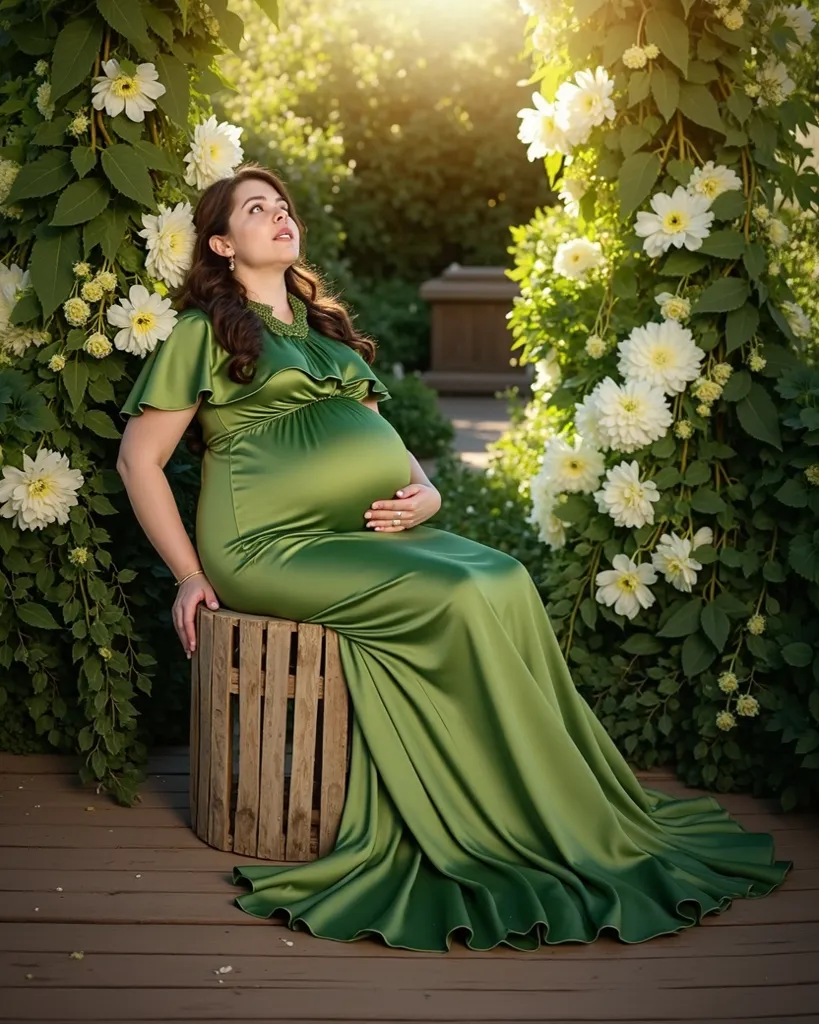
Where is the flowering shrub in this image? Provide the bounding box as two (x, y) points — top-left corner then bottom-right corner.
(0, 0), (278, 801)
(509, 0), (819, 808)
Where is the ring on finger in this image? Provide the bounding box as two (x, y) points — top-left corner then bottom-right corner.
(392, 518), (400, 527)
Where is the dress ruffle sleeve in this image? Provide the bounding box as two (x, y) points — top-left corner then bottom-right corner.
(119, 309), (214, 418)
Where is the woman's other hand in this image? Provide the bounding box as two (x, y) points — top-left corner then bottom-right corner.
(172, 574), (220, 658)
(364, 483), (441, 532)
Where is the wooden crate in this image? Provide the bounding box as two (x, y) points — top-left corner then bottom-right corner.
(190, 607), (350, 862)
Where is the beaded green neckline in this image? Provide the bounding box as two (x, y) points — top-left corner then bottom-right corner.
(247, 294), (309, 339)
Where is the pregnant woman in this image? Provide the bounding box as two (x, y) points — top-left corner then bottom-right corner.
(117, 165), (790, 952)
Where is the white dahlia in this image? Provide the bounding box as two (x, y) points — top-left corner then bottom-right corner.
(776, 4), (816, 49)
(651, 532), (703, 592)
(592, 377), (673, 452)
(636, 186), (714, 258)
(755, 59), (796, 106)
(617, 320), (705, 395)
(106, 285), (178, 357)
(183, 116), (244, 190)
(595, 554), (657, 619)
(654, 292), (691, 322)
(139, 202), (196, 289)
(767, 218), (790, 246)
(594, 460), (660, 528)
(554, 66), (617, 145)
(557, 176), (587, 217)
(532, 348), (561, 393)
(539, 435), (605, 493)
(517, 92), (572, 160)
(2, 327), (49, 358)
(687, 161), (743, 203)
(91, 59), (166, 122)
(0, 448), (84, 531)
(574, 390), (608, 450)
(528, 477), (567, 551)
(553, 237), (604, 280)
(0, 262), (30, 335)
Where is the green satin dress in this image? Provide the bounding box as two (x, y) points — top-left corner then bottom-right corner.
(121, 304), (791, 952)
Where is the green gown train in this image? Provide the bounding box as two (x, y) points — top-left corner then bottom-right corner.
(121, 304), (792, 952)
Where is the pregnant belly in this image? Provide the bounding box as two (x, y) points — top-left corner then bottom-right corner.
(213, 397), (411, 539)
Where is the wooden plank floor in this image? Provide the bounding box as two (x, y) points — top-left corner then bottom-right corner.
(1, 749), (817, 1023)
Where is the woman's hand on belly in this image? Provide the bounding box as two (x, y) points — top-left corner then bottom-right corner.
(363, 482), (441, 532)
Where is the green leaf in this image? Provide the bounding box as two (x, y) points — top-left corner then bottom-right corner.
(789, 533), (819, 584)
(10, 291), (41, 326)
(83, 206), (131, 262)
(679, 83), (726, 133)
(710, 189), (746, 220)
(697, 229), (746, 259)
(110, 115), (144, 145)
(666, 158), (694, 186)
(653, 466), (681, 489)
(690, 488), (726, 514)
(620, 124), (651, 158)
(725, 303), (759, 352)
(701, 603), (730, 652)
(687, 60), (720, 84)
(622, 633), (664, 655)
(692, 277), (749, 314)
(721, 369), (751, 402)
(63, 359), (89, 412)
(155, 52), (189, 128)
(33, 115), (73, 147)
(84, 409), (121, 438)
(645, 9), (689, 77)
(101, 144), (155, 208)
(743, 243), (766, 280)
(683, 460), (711, 486)
(661, 250), (708, 276)
(18, 603), (61, 629)
(572, 0), (607, 19)
(627, 71), (650, 108)
(71, 146), (97, 179)
(96, 0), (155, 58)
(681, 633), (717, 677)
(775, 478), (808, 508)
(50, 178), (111, 227)
(143, 4), (175, 44)
(727, 89), (753, 124)
(206, 0), (244, 54)
(6, 150), (74, 203)
(617, 151), (661, 218)
(658, 598), (703, 638)
(651, 66), (680, 122)
(51, 17), (104, 101)
(737, 383), (782, 450)
(30, 228), (81, 319)
(252, 0), (280, 22)
(781, 642), (813, 667)
(652, 433), (676, 458)
(130, 139), (178, 173)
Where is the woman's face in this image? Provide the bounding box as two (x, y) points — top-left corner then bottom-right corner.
(211, 177), (300, 271)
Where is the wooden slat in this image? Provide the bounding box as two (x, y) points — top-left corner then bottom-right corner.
(0, 848), (264, 872)
(190, 614), (200, 832)
(195, 610), (214, 842)
(257, 620), (291, 860)
(231, 669), (320, 698)
(234, 619), (264, 857)
(319, 628), (349, 857)
(208, 613), (234, 851)
(286, 623), (323, 861)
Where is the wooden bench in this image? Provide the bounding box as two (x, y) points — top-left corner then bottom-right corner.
(189, 607), (350, 861)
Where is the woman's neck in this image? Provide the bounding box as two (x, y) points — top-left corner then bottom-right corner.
(238, 270), (291, 321)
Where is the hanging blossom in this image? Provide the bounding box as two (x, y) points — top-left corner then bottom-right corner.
(595, 554), (657, 620)
(528, 476), (567, 551)
(531, 348), (561, 394)
(687, 161), (743, 203)
(750, 59), (796, 106)
(651, 533), (703, 592)
(517, 92), (572, 160)
(586, 377), (673, 453)
(594, 460), (660, 529)
(183, 116), (244, 190)
(92, 60), (166, 122)
(635, 186), (714, 258)
(0, 449), (84, 531)
(139, 202), (196, 289)
(617, 320), (705, 396)
(107, 284), (178, 357)
(553, 237), (604, 281)
(654, 292), (691, 321)
(537, 435), (605, 494)
(517, 66), (616, 159)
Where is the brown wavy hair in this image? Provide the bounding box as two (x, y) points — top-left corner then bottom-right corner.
(176, 164), (376, 453)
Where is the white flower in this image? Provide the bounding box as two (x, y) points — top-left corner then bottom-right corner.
(781, 300), (812, 338)
(532, 348), (561, 393)
(539, 435), (605, 493)
(644, 43), (660, 59)
(574, 391), (608, 450)
(595, 554), (657, 620)
(138, 202), (196, 289)
(80, 280), (104, 303)
(92, 59), (165, 122)
(776, 4), (816, 49)
(687, 161), (743, 203)
(554, 66), (617, 145)
(651, 533), (702, 592)
(63, 297), (91, 327)
(585, 334), (606, 358)
(553, 237), (604, 280)
(517, 92), (572, 160)
(767, 218), (790, 246)
(592, 377), (673, 452)
(723, 8), (744, 29)
(635, 186), (714, 258)
(34, 59), (48, 77)
(68, 111), (90, 137)
(35, 82), (54, 121)
(0, 263), (30, 336)
(617, 320), (705, 395)
(84, 332), (112, 359)
(755, 59), (795, 106)
(106, 285), (178, 356)
(0, 158), (21, 205)
(183, 116), (244, 190)
(594, 460), (660, 528)
(692, 526), (714, 550)
(654, 292), (691, 321)
(622, 46), (647, 69)
(528, 478), (567, 551)
(0, 449), (84, 531)
(557, 176), (587, 217)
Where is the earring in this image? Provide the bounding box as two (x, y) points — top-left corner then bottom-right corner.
(228, 255), (235, 271)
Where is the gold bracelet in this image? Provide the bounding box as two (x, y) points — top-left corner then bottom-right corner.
(176, 569), (205, 587)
